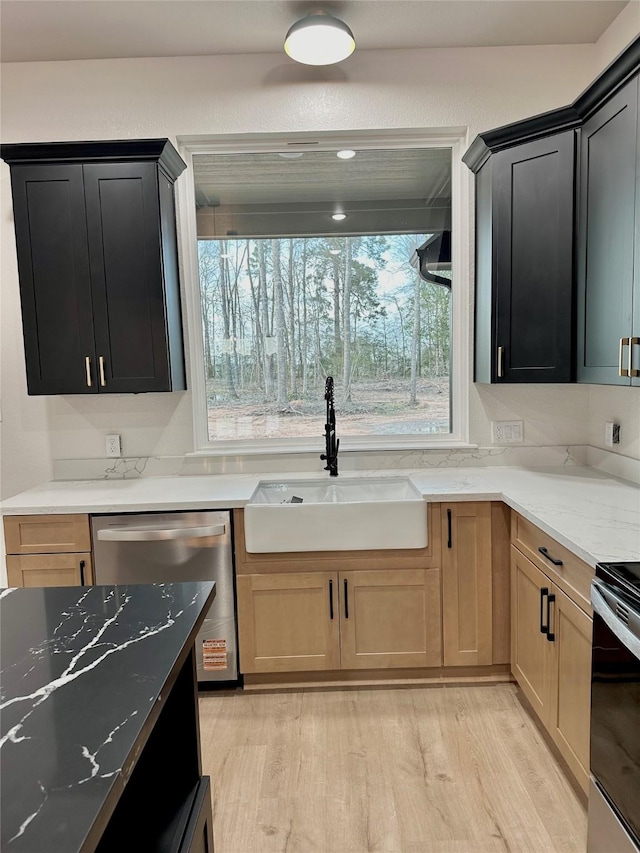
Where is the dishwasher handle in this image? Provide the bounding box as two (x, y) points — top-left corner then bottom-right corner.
(97, 523), (226, 542)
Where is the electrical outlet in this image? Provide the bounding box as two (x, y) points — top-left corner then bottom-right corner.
(491, 420), (524, 444)
(105, 434), (122, 457)
(605, 422), (620, 447)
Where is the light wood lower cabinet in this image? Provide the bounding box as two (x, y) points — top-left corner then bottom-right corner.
(4, 514), (94, 588)
(548, 587), (592, 794)
(339, 568), (442, 669)
(441, 502), (494, 666)
(237, 568), (442, 674)
(511, 548), (553, 721)
(7, 552), (93, 588)
(236, 572), (340, 673)
(511, 544), (592, 794)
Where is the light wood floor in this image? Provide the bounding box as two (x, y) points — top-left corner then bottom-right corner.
(198, 684), (587, 853)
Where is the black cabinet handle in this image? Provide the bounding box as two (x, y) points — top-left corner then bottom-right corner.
(447, 508), (452, 549)
(546, 593), (556, 642)
(538, 546), (563, 567)
(79, 559), (86, 586)
(540, 587), (549, 634)
(329, 579), (334, 620)
(344, 579), (349, 619)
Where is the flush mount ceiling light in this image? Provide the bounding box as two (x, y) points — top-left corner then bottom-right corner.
(336, 149), (356, 159)
(332, 212), (347, 221)
(284, 10), (356, 66)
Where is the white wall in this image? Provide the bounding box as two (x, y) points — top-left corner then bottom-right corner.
(1, 16), (639, 499)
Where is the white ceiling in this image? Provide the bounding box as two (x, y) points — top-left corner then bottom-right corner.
(0, 0), (630, 63)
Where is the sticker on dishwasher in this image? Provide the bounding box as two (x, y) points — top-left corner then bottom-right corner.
(203, 638), (228, 670)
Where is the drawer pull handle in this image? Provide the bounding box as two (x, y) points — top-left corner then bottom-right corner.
(344, 579), (349, 619)
(79, 559), (86, 586)
(540, 587), (549, 634)
(447, 508), (452, 549)
(538, 546), (563, 567)
(546, 593), (556, 642)
(329, 579), (334, 620)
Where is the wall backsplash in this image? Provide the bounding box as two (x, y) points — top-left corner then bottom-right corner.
(51, 444), (584, 480)
(49, 443), (640, 486)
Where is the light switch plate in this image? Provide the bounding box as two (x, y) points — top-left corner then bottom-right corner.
(105, 434), (122, 457)
(491, 420), (524, 444)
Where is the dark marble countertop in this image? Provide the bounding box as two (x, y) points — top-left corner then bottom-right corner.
(0, 581), (216, 853)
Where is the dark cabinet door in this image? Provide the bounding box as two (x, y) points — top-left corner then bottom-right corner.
(577, 74), (639, 385)
(9, 164), (98, 394)
(84, 162), (174, 393)
(492, 131), (575, 382)
(3, 139), (187, 396)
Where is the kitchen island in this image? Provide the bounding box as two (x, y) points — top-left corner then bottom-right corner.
(0, 581), (216, 853)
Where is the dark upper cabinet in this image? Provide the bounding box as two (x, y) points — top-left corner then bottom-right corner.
(1, 139), (187, 395)
(465, 35), (640, 386)
(576, 74), (640, 386)
(474, 131), (575, 383)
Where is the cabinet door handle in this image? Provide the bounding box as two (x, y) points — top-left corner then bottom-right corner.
(329, 579), (334, 620)
(630, 337), (640, 378)
(619, 337), (630, 377)
(85, 357), (93, 388)
(447, 508), (452, 549)
(546, 593), (556, 642)
(344, 579), (349, 619)
(497, 346), (504, 378)
(540, 587), (549, 634)
(79, 559), (86, 586)
(538, 546), (563, 567)
(98, 355), (107, 387)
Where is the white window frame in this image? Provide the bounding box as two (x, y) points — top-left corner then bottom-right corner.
(176, 130), (471, 456)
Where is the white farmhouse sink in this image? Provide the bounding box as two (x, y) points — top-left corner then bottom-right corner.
(243, 477), (427, 553)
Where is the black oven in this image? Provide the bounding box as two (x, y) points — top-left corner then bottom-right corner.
(588, 561), (640, 853)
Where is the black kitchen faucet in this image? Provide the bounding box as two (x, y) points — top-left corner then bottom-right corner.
(320, 376), (339, 477)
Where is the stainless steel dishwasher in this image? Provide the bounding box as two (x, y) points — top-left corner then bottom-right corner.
(91, 510), (237, 684)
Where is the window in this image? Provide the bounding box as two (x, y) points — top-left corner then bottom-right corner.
(183, 136), (468, 453)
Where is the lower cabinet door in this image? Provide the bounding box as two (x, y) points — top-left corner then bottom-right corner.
(236, 572), (340, 673)
(442, 502), (493, 665)
(548, 587), (592, 795)
(510, 548), (553, 725)
(339, 568), (442, 670)
(6, 553), (92, 587)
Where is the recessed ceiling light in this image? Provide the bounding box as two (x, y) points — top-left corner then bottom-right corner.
(337, 150), (356, 160)
(284, 11), (355, 66)
(278, 152), (304, 159)
(332, 213), (347, 221)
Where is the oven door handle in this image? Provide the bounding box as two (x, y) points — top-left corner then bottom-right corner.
(97, 524), (226, 542)
(591, 579), (640, 659)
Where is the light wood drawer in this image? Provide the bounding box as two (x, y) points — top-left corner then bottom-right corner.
(6, 553), (93, 588)
(4, 514), (91, 555)
(511, 513), (593, 613)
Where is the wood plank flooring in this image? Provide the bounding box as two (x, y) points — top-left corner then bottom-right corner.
(198, 684), (587, 853)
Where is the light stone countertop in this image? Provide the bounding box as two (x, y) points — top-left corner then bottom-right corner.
(2, 466), (639, 568)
